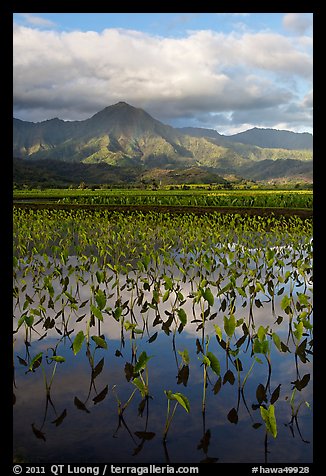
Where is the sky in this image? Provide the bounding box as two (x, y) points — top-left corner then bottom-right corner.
(13, 13), (313, 135)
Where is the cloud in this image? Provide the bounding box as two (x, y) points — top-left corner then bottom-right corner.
(302, 90), (313, 108)
(18, 13), (56, 27)
(13, 24), (313, 133)
(283, 13), (313, 35)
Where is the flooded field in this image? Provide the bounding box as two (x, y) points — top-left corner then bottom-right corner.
(13, 209), (313, 463)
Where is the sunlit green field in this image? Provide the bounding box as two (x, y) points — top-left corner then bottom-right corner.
(13, 188), (313, 209)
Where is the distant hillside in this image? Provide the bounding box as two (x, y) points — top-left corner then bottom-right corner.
(13, 102), (313, 184)
(227, 127), (312, 150)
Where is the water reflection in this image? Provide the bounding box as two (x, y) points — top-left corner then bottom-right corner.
(13, 246), (312, 463)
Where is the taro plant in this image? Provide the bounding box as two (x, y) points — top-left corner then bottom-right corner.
(197, 336), (221, 414)
(24, 349), (67, 441)
(163, 390), (190, 442)
(285, 388), (311, 443)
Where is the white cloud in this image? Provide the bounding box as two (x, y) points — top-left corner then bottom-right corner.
(19, 13), (56, 27)
(283, 13), (313, 35)
(13, 24), (313, 132)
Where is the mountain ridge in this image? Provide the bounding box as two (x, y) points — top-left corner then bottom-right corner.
(13, 102), (313, 184)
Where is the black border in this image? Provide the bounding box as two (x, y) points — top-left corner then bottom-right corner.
(4, 2), (323, 473)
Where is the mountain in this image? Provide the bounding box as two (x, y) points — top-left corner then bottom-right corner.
(177, 125), (313, 150)
(177, 127), (224, 140)
(227, 127), (312, 150)
(13, 102), (313, 185)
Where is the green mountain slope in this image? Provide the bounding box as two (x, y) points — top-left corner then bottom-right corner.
(13, 102), (313, 183)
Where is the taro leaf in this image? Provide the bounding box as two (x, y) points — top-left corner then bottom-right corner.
(92, 357), (105, 380)
(253, 339), (266, 355)
(29, 352), (43, 372)
(294, 321), (304, 342)
(281, 295), (291, 311)
(227, 407), (238, 424)
(257, 326), (266, 343)
(260, 404), (277, 438)
(91, 335), (108, 349)
(220, 298), (227, 312)
(224, 314), (236, 338)
(296, 338), (308, 363)
(291, 374), (310, 391)
(196, 338), (204, 354)
(148, 332), (158, 344)
(17, 356), (28, 367)
(272, 333), (282, 352)
(252, 422), (262, 429)
(134, 351), (152, 374)
(113, 307), (123, 321)
(270, 384), (281, 404)
(267, 279), (274, 296)
(73, 331), (85, 355)
(223, 369), (235, 386)
(93, 384), (109, 405)
(206, 352), (221, 376)
(179, 323), (185, 335)
(124, 362), (135, 382)
(152, 290), (160, 304)
(197, 429), (211, 452)
(133, 377), (147, 398)
(162, 314), (173, 335)
(162, 290), (170, 303)
(52, 409), (67, 427)
(96, 270), (104, 284)
(95, 289), (106, 310)
(256, 383), (267, 404)
(162, 385), (174, 399)
(217, 338), (227, 350)
(235, 334), (247, 349)
(178, 348), (190, 365)
(90, 304), (103, 322)
(32, 423), (46, 441)
(177, 308), (187, 326)
(50, 356), (66, 363)
(213, 324), (222, 341)
(280, 341), (290, 353)
(213, 376), (222, 395)
(25, 315), (34, 327)
(171, 392), (190, 413)
(163, 274), (173, 290)
(74, 396), (90, 414)
(203, 287), (214, 306)
(255, 299), (263, 308)
(177, 365), (189, 386)
(276, 315), (283, 325)
(44, 316), (55, 329)
(64, 291), (77, 304)
(202, 355), (211, 366)
(153, 314), (162, 328)
(135, 431), (155, 441)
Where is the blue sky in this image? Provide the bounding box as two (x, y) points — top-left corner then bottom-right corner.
(13, 13), (286, 37)
(13, 13), (313, 134)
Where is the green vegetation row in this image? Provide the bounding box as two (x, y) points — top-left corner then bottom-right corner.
(13, 209), (313, 445)
(13, 188), (313, 209)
